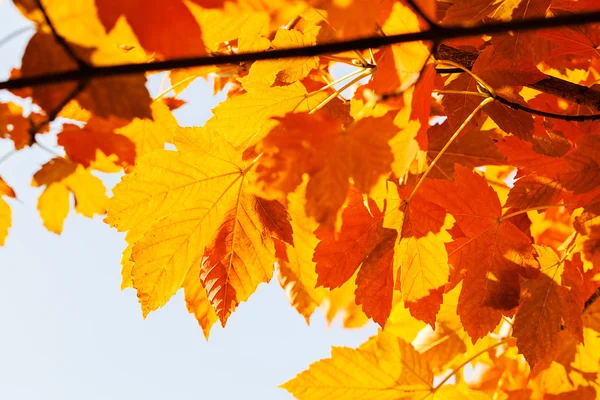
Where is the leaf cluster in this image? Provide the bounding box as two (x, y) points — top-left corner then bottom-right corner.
(2, 0), (600, 398)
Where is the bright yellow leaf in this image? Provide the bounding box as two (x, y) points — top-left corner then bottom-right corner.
(32, 158), (107, 234)
(281, 331), (434, 400)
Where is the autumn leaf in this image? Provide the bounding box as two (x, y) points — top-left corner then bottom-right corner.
(256, 112), (398, 225)
(20, 33), (152, 120)
(281, 331), (433, 400)
(107, 127), (292, 324)
(95, 0), (207, 58)
(313, 190), (396, 325)
(57, 123), (136, 168)
(276, 186), (326, 323)
(7, 0), (600, 395)
(32, 157), (107, 234)
(201, 194), (293, 324)
(205, 81), (327, 148)
(420, 165), (540, 341)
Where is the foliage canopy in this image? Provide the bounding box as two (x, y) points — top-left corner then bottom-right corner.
(2, 0), (600, 398)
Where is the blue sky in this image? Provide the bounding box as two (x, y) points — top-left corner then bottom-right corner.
(0, 2), (376, 399)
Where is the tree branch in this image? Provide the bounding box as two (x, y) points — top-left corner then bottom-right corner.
(435, 44), (600, 113)
(1, 10), (600, 91)
(28, 79), (88, 144)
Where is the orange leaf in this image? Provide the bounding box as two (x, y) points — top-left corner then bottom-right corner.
(95, 0), (206, 59)
(421, 165), (539, 341)
(201, 195), (292, 325)
(58, 124), (136, 168)
(20, 33), (152, 120)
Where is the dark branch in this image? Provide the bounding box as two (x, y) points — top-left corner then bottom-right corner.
(33, 0), (89, 69)
(28, 80), (88, 144)
(494, 95), (600, 122)
(435, 44), (600, 113)
(2, 10), (600, 91)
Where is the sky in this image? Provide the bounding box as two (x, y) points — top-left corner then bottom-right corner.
(0, 2), (377, 399)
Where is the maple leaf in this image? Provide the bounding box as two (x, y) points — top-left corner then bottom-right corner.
(241, 29), (319, 91)
(387, 185), (453, 326)
(0, 102), (36, 149)
(115, 101), (180, 158)
(32, 157), (107, 234)
(20, 33), (152, 120)
(281, 331), (434, 400)
(8, 0), (600, 393)
(313, 190), (396, 325)
(205, 81), (327, 148)
(95, 0), (207, 59)
(255, 112), (398, 225)
(201, 194), (293, 324)
(420, 165), (540, 341)
(107, 127), (292, 324)
(57, 123), (136, 168)
(182, 262), (218, 339)
(512, 245), (580, 366)
(276, 186), (326, 323)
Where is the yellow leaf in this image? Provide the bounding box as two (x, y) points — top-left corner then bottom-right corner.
(115, 101), (180, 158)
(384, 294), (427, 342)
(276, 186), (326, 323)
(281, 331), (433, 399)
(33, 158), (107, 234)
(240, 29), (318, 91)
(200, 194), (292, 325)
(37, 183), (71, 234)
(205, 82), (326, 148)
(323, 272), (370, 329)
(107, 128), (292, 323)
(395, 231), (451, 303)
(183, 262), (218, 339)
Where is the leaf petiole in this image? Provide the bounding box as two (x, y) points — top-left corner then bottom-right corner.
(308, 67), (367, 98)
(434, 337), (511, 390)
(309, 69), (373, 113)
(407, 96), (494, 202)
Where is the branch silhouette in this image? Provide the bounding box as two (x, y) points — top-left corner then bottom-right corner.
(1, 10), (600, 92)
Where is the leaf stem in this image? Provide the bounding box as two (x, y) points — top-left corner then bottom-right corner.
(498, 202), (578, 222)
(407, 96), (493, 202)
(309, 69), (372, 113)
(152, 75), (195, 103)
(308, 67), (366, 97)
(434, 60), (495, 97)
(434, 337), (511, 390)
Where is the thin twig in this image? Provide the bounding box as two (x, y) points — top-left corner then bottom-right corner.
(33, 0), (89, 69)
(434, 337), (511, 390)
(0, 26), (34, 50)
(28, 80), (88, 143)
(494, 95), (600, 122)
(2, 11), (600, 91)
(407, 96), (494, 202)
(0, 151), (16, 167)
